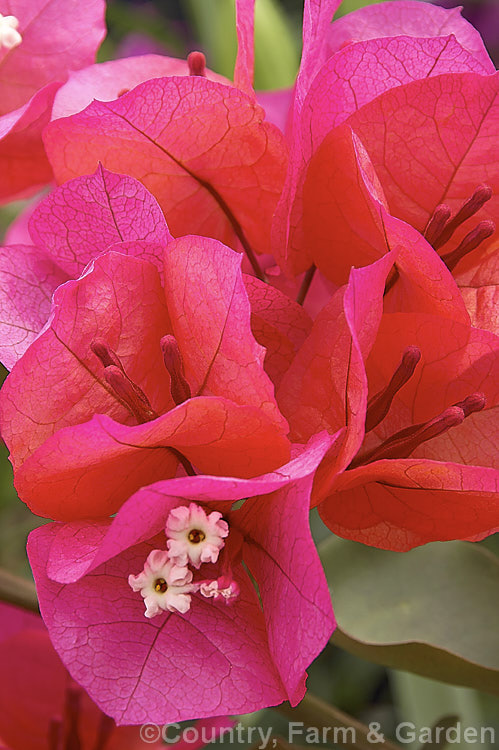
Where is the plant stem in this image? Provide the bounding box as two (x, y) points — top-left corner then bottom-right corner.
(276, 692), (401, 750)
(0, 567), (39, 614)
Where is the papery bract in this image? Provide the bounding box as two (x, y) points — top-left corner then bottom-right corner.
(44, 76), (287, 257)
(325, 0), (494, 70)
(0, 165), (172, 368)
(0, 602), (165, 749)
(278, 233), (499, 550)
(28, 434), (337, 724)
(0, 0), (106, 201)
(0, 247), (289, 520)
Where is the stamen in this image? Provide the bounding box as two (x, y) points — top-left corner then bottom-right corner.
(161, 335), (192, 405)
(0, 14), (22, 51)
(365, 346), (421, 432)
(423, 204), (451, 246)
(48, 719), (62, 750)
(91, 338), (124, 371)
(351, 406), (465, 468)
(188, 529), (206, 544)
(188, 50), (207, 76)
(154, 577), (168, 593)
(440, 220), (495, 272)
(432, 185), (492, 250)
(63, 682), (82, 750)
(453, 392), (486, 417)
(104, 365), (158, 423)
(94, 715), (115, 750)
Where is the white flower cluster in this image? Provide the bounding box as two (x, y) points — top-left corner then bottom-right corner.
(129, 502), (239, 618)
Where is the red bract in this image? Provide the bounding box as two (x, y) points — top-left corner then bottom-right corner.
(0, 602), (167, 749)
(0, 243), (290, 520)
(278, 226), (499, 550)
(0, 602), (232, 749)
(0, 0), (106, 201)
(27, 434), (337, 725)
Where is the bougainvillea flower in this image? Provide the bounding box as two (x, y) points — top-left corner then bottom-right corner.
(0, 602), (231, 749)
(27, 432), (337, 724)
(0, 236), (290, 520)
(271, 1), (496, 281)
(277, 225), (499, 550)
(0, 164), (172, 370)
(0, 0), (106, 202)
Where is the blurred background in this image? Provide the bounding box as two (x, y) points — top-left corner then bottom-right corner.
(0, 1), (498, 747)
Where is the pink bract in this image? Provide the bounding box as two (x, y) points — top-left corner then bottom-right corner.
(0, 0), (106, 201)
(0, 165), (171, 369)
(28, 434), (337, 725)
(44, 75), (287, 257)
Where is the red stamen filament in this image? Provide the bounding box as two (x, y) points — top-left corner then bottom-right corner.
(92, 339), (158, 423)
(93, 714), (115, 750)
(63, 683), (82, 750)
(352, 392), (485, 469)
(188, 51), (206, 76)
(423, 205), (451, 246)
(365, 346), (421, 432)
(351, 406), (465, 468)
(104, 366), (158, 423)
(161, 335), (192, 405)
(440, 220), (495, 272)
(430, 185), (493, 250)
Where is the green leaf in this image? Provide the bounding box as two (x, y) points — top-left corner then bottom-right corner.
(320, 537), (499, 695)
(186, 0), (299, 88)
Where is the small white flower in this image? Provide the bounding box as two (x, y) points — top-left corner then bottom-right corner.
(0, 15), (22, 51)
(165, 502), (229, 569)
(200, 577), (240, 604)
(128, 549), (198, 619)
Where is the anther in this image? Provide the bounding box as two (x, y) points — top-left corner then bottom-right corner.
(104, 365), (158, 423)
(0, 14), (22, 51)
(453, 392), (486, 418)
(424, 205), (452, 246)
(188, 51), (206, 77)
(440, 220), (495, 272)
(351, 406), (465, 468)
(365, 347), (421, 433)
(432, 185), (493, 250)
(188, 529), (206, 544)
(154, 577), (168, 593)
(91, 338), (124, 371)
(161, 335), (192, 405)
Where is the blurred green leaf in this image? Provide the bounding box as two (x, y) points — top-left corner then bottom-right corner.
(334, 0), (387, 18)
(186, 0), (299, 88)
(320, 537), (499, 695)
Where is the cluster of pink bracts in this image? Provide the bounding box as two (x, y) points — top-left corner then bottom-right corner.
(0, 0), (498, 744)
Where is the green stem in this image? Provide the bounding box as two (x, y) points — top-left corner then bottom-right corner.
(276, 692), (401, 750)
(0, 568), (39, 614)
